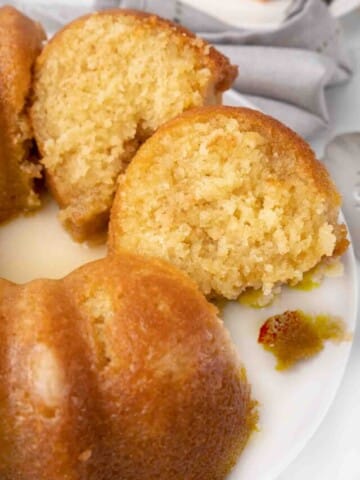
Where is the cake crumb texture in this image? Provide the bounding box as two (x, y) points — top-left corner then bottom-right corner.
(31, 10), (237, 241)
(110, 106), (348, 299)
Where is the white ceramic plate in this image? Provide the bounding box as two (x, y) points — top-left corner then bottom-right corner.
(0, 90), (357, 479)
(226, 243), (358, 480)
(0, 196), (106, 283)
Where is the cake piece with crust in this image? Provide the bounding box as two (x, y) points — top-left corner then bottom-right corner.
(31, 10), (237, 241)
(0, 6), (45, 222)
(110, 106), (348, 299)
(0, 252), (256, 479)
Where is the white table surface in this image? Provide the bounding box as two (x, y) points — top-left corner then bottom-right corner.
(279, 11), (360, 480)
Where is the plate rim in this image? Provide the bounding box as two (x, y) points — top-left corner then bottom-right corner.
(228, 215), (358, 480)
(266, 240), (358, 480)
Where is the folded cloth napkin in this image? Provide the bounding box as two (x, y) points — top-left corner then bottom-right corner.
(1, 0), (351, 142)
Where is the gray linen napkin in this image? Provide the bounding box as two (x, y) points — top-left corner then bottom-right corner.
(113, 0), (352, 141)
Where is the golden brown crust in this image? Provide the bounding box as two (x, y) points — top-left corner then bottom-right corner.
(0, 253), (255, 479)
(133, 105), (341, 204)
(0, 6), (46, 222)
(109, 105), (345, 248)
(38, 9), (237, 95)
(332, 224), (350, 257)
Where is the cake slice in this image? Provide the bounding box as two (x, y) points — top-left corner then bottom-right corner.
(0, 253), (256, 479)
(31, 10), (237, 241)
(109, 106), (348, 299)
(0, 6), (46, 222)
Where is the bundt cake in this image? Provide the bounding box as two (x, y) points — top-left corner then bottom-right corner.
(30, 10), (237, 242)
(109, 106), (348, 299)
(0, 6), (46, 222)
(0, 253), (256, 479)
